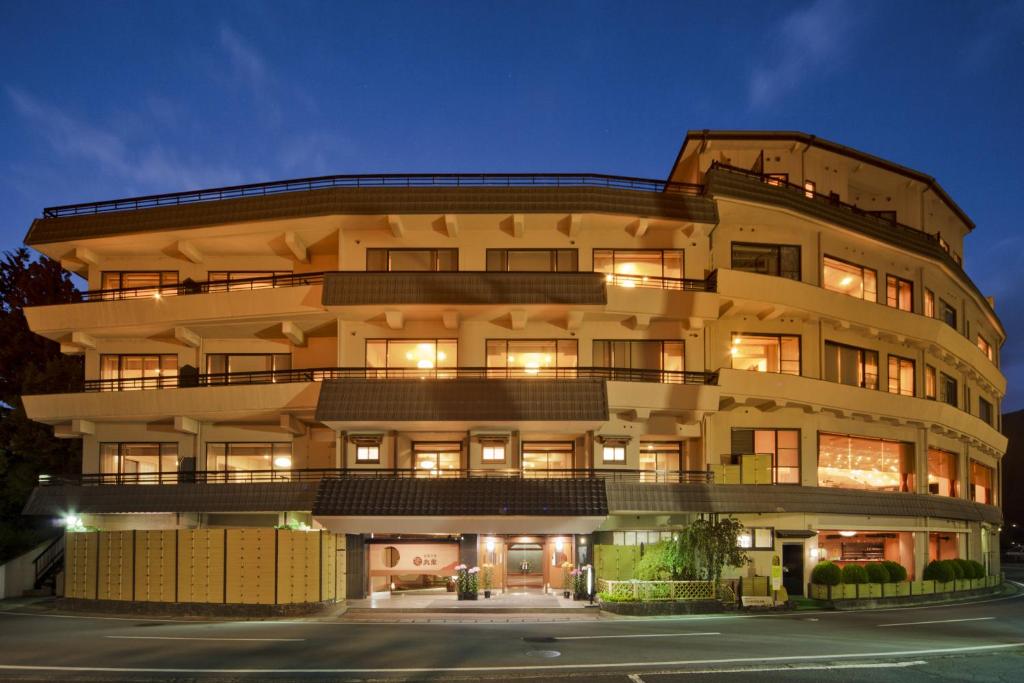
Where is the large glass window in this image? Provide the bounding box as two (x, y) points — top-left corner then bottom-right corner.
(366, 339), (457, 377)
(486, 249), (577, 272)
(206, 353), (291, 381)
(100, 443), (179, 484)
(970, 461), (995, 504)
(730, 334), (800, 375)
(207, 271), (292, 291)
(824, 341), (878, 389)
(887, 355), (915, 397)
(817, 433), (914, 492)
(99, 271), (178, 299)
(593, 249), (684, 285)
(414, 442), (462, 478)
(522, 442), (574, 478)
(592, 340), (684, 373)
(639, 442), (683, 483)
(885, 275), (913, 312)
(486, 339), (577, 377)
(732, 428), (800, 484)
(731, 243), (800, 280)
(927, 448), (959, 497)
(207, 443), (292, 481)
(823, 257), (876, 302)
(100, 354), (178, 390)
(366, 248), (458, 272)
(940, 372), (958, 408)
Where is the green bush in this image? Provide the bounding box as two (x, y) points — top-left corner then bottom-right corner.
(811, 561), (841, 586)
(923, 560), (955, 582)
(945, 559), (965, 580)
(864, 562), (890, 583)
(881, 560), (907, 582)
(634, 541), (685, 581)
(968, 560), (986, 579)
(841, 564), (868, 584)
(953, 558), (973, 579)
(597, 591), (622, 603)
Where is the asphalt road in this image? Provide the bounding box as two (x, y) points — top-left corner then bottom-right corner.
(0, 582), (1022, 682)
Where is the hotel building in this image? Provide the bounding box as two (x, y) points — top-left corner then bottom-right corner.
(21, 131), (1006, 602)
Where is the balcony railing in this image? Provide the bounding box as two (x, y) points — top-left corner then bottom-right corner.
(42, 173), (704, 218)
(79, 366), (720, 392)
(70, 269), (717, 303)
(42, 467), (715, 486)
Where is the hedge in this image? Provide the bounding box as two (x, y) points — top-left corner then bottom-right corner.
(923, 559), (955, 582)
(881, 560), (907, 582)
(811, 561), (841, 586)
(864, 562), (890, 583)
(968, 560), (986, 579)
(840, 563), (868, 584)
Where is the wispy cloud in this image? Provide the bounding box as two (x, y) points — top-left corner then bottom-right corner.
(219, 25), (268, 90)
(748, 0), (856, 109)
(5, 86), (244, 191)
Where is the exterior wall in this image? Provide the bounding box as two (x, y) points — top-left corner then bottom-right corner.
(64, 529), (343, 604)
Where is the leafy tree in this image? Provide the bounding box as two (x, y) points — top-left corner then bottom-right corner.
(677, 516), (749, 597)
(634, 540), (687, 580)
(0, 248), (82, 562)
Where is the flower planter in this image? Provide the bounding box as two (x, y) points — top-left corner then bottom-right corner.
(840, 584), (858, 600)
(483, 590), (491, 599)
(936, 581), (954, 593)
(563, 591), (571, 599)
(859, 583), (882, 599)
(809, 584), (830, 600)
(457, 592), (478, 601)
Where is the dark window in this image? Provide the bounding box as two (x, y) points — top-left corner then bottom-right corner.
(940, 373), (958, 408)
(731, 243), (801, 280)
(206, 353), (291, 381)
(979, 397), (994, 426)
(486, 249), (577, 272)
(366, 248), (458, 272)
(824, 341), (878, 389)
(593, 340), (683, 372)
(939, 299), (957, 330)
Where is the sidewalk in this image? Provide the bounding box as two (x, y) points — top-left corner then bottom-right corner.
(337, 589), (603, 623)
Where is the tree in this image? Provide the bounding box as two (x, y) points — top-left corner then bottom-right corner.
(677, 515), (750, 597)
(0, 249), (82, 562)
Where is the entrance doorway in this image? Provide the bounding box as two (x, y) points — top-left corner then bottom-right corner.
(782, 544), (804, 596)
(506, 542), (544, 590)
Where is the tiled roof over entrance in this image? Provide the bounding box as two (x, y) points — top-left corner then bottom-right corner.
(313, 477), (609, 517)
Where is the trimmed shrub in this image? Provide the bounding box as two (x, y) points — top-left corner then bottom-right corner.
(634, 541), (685, 581)
(968, 560), (986, 579)
(811, 561), (841, 586)
(881, 560), (908, 582)
(841, 563), (868, 585)
(923, 560), (955, 582)
(864, 562), (890, 583)
(946, 559), (965, 580)
(954, 558), (975, 579)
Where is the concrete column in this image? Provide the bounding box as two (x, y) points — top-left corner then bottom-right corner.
(913, 530), (929, 580)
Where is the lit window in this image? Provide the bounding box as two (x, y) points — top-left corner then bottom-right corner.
(100, 443), (179, 484)
(730, 334), (800, 375)
(977, 335), (993, 361)
(486, 249), (578, 272)
(487, 339), (577, 377)
(737, 528), (774, 550)
(414, 443), (461, 477)
(803, 180), (816, 199)
(639, 442), (683, 483)
(593, 249), (684, 286)
(366, 248), (458, 272)
(593, 340), (684, 374)
(732, 428), (800, 484)
(817, 433), (914, 492)
(356, 445), (380, 462)
(970, 461), (995, 504)
(925, 365), (937, 399)
(885, 275), (913, 312)
(927, 448), (959, 497)
(366, 339), (456, 377)
(100, 354), (178, 390)
(765, 173), (788, 187)
(482, 444), (506, 462)
(824, 341), (878, 389)
(924, 289), (935, 318)
(603, 445), (626, 463)
(887, 356), (915, 397)
(823, 256), (877, 302)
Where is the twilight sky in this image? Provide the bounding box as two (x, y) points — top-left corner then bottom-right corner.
(1, 0), (1022, 408)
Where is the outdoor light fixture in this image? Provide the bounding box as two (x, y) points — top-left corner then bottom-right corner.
(62, 514), (84, 531)
(273, 455), (293, 468)
(486, 538), (495, 553)
(555, 539), (564, 552)
(838, 530), (857, 537)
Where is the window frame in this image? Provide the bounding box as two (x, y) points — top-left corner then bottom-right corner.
(939, 298), (957, 330)
(822, 255), (877, 302)
(100, 354), (178, 389)
(737, 527), (775, 550)
(486, 248), (578, 272)
(887, 355), (916, 397)
(592, 248), (686, 280)
(885, 274), (914, 312)
(969, 459), (995, 505)
(979, 396), (994, 426)
(731, 427), (801, 485)
(355, 445), (381, 463)
(730, 242), (801, 281)
(823, 340), (879, 390)
(99, 442), (179, 483)
(486, 338), (578, 376)
(592, 339), (685, 373)
(602, 444), (627, 463)
(939, 372), (958, 408)
(206, 442), (293, 475)
(817, 431), (915, 492)
(729, 333), (801, 375)
(365, 248), (459, 272)
(977, 334), (994, 362)
(924, 289), (935, 318)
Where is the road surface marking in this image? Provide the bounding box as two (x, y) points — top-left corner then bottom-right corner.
(628, 674), (646, 683)
(0, 642), (1019, 674)
(643, 660), (927, 675)
(105, 635), (305, 642)
(878, 617), (995, 628)
(555, 632), (719, 640)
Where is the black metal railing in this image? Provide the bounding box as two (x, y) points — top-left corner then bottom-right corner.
(80, 366), (720, 392)
(33, 535), (65, 589)
(42, 173), (705, 218)
(708, 162), (945, 251)
(69, 269), (716, 303)
(45, 467), (714, 486)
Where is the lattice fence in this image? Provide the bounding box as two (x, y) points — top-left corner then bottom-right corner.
(598, 579), (719, 601)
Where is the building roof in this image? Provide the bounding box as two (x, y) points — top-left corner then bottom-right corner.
(313, 477), (609, 517)
(669, 130), (974, 231)
(315, 378), (609, 423)
(322, 272), (607, 306)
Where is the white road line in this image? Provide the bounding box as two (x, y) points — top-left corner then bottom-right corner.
(878, 616), (995, 628)
(0, 642), (1019, 674)
(556, 632), (719, 640)
(643, 660), (928, 676)
(628, 674), (646, 683)
(104, 635), (305, 642)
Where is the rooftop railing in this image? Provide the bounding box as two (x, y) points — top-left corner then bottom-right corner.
(69, 269), (717, 303)
(42, 173), (704, 218)
(80, 366), (720, 393)
(42, 467), (715, 486)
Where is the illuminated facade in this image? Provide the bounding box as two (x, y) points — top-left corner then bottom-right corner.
(21, 131), (1005, 600)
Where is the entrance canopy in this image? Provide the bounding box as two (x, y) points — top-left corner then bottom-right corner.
(315, 514), (605, 535)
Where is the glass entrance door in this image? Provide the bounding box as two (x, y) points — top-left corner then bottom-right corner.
(506, 543), (544, 590)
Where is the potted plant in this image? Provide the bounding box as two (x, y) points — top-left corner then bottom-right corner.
(454, 564), (480, 600)
(572, 564), (591, 600)
(561, 561), (574, 599)
(482, 564), (493, 599)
